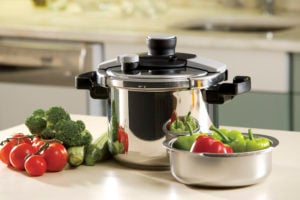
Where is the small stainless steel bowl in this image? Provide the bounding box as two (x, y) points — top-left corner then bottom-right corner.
(163, 134), (279, 187)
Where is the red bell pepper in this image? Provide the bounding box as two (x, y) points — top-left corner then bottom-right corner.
(190, 135), (233, 154)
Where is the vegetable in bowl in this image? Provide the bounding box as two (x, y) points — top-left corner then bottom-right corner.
(172, 125), (271, 153)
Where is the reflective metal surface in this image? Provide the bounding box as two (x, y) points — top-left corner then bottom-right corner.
(163, 134), (279, 187)
(108, 87), (215, 169)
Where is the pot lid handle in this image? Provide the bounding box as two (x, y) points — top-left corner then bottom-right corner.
(147, 34), (177, 56)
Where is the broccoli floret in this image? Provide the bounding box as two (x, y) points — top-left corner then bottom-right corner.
(25, 109), (47, 135)
(46, 106), (70, 128)
(40, 127), (56, 139)
(25, 106), (93, 147)
(54, 120), (93, 148)
(80, 129), (93, 146)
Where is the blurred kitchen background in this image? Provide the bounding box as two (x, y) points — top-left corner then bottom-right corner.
(1, 0), (300, 131)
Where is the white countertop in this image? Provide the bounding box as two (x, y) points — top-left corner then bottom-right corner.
(1, 114), (300, 200)
(1, 1), (300, 53)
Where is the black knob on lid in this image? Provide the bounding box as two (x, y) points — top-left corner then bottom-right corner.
(118, 54), (139, 73)
(146, 35), (177, 56)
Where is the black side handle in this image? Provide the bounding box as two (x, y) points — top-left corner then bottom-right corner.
(75, 71), (109, 99)
(203, 76), (251, 104)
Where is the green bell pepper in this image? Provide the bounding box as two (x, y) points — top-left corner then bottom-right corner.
(173, 123), (205, 150)
(184, 111), (197, 131)
(170, 118), (186, 133)
(210, 125), (246, 153)
(169, 111), (198, 133)
(245, 129), (271, 151)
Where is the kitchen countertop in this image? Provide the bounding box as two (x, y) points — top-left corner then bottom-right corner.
(1, 114), (300, 200)
(1, 1), (300, 53)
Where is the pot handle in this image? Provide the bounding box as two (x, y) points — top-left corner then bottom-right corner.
(75, 71), (109, 99)
(203, 76), (251, 104)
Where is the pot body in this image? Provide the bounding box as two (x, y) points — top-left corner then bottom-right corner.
(107, 87), (216, 169)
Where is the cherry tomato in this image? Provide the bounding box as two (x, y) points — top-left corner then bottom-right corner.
(32, 140), (46, 153)
(9, 143), (36, 170)
(24, 155), (47, 176)
(31, 136), (41, 144)
(0, 140), (17, 165)
(40, 142), (67, 172)
(12, 133), (31, 144)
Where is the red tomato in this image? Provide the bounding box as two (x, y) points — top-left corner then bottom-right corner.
(24, 155), (47, 176)
(31, 136), (41, 144)
(12, 133), (31, 144)
(32, 140), (46, 153)
(0, 133), (32, 165)
(9, 143), (36, 170)
(0, 140), (17, 165)
(40, 142), (67, 172)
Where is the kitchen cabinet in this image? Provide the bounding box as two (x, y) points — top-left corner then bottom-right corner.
(0, 83), (89, 130)
(292, 53), (300, 131)
(218, 92), (290, 130)
(178, 47), (290, 130)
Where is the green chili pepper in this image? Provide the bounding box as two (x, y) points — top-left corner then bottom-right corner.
(210, 125), (246, 153)
(245, 129), (271, 151)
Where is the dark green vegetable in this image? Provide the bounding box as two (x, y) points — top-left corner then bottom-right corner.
(45, 106), (71, 127)
(54, 120), (93, 148)
(245, 129), (271, 151)
(25, 106), (92, 148)
(25, 109), (47, 135)
(67, 146), (85, 167)
(84, 133), (111, 166)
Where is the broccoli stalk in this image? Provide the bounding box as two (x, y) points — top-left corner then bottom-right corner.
(67, 146), (85, 167)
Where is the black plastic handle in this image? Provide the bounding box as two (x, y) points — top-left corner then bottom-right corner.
(75, 71), (109, 99)
(203, 76), (251, 104)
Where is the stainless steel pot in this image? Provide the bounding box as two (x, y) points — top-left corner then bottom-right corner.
(163, 133), (279, 187)
(75, 34), (251, 169)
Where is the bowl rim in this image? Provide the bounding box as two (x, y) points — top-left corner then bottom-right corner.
(163, 133), (279, 157)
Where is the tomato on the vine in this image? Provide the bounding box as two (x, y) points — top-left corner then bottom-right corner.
(24, 155), (47, 176)
(40, 142), (67, 172)
(0, 133), (30, 165)
(0, 141), (17, 165)
(31, 140), (45, 152)
(9, 143), (36, 170)
(11, 133), (31, 144)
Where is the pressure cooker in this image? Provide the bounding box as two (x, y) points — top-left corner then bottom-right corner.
(75, 34), (251, 169)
